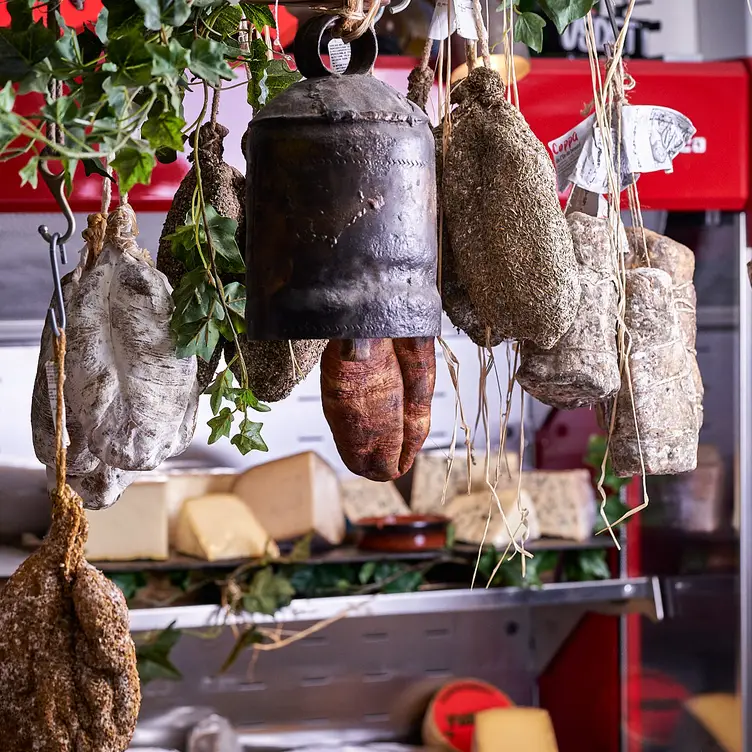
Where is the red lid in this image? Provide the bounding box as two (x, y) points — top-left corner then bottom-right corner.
(425, 679), (514, 752)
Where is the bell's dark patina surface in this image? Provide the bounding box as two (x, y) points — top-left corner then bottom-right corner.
(245, 19), (441, 341)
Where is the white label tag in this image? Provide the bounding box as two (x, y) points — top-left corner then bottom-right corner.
(428, 0), (452, 40)
(327, 37), (351, 74)
(45, 360), (70, 448)
(453, 0), (478, 39)
(549, 105), (695, 196)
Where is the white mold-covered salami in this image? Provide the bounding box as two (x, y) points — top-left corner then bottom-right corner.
(65, 205), (197, 471)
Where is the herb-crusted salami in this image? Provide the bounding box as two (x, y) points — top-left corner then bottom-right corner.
(517, 213), (620, 409)
(442, 67), (580, 348)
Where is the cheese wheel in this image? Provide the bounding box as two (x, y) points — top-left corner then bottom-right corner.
(422, 679), (514, 752)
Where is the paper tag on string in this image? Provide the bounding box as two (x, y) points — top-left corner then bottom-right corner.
(45, 361), (70, 448)
(428, 0), (452, 40)
(428, 0), (478, 40)
(327, 37), (351, 74)
(548, 105), (694, 195)
(453, 0), (478, 40)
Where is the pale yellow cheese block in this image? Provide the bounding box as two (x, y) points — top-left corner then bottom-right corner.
(84, 479), (169, 561)
(164, 469), (236, 539)
(174, 493), (279, 561)
(521, 470), (596, 542)
(341, 476), (410, 522)
(473, 708), (559, 752)
(233, 451), (345, 544)
(685, 694), (741, 752)
(411, 451), (520, 514)
(445, 487), (540, 548)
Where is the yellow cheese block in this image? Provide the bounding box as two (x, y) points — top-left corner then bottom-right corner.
(685, 694), (741, 752)
(164, 469), (237, 538)
(84, 479), (169, 561)
(174, 493), (279, 562)
(473, 708), (559, 752)
(233, 452), (345, 544)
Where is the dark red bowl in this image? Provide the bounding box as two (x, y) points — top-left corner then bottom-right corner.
(355, 514), (450, 552)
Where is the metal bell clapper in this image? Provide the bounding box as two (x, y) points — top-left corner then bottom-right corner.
(245, 14), (441, 340)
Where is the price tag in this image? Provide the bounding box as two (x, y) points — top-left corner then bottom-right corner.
(327, 37), (351, 74)
(45, 361), (70, 448)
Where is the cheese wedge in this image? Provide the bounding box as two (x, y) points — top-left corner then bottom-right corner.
(85, 479), (169, 561)
(174, 493), (279, 561)
(473, 708), (559, 752)
(445, 487), (540, 548)
(163, 469), (236, 538)
(341, 476), (410, 522)
(521, 470), (595, 542)
(411, 450), (520, 514)
(233, 452), (344, 544)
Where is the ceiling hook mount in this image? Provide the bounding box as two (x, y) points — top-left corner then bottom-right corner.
(46, 232), (67, 338)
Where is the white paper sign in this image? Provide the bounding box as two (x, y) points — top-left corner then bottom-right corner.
(327, 37), (351, 74)
(548, 105), (695, 195)
(428, 0), (477, 40)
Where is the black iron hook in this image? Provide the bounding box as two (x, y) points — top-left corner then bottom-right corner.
(47, 233), (67, 337)
(38, 155), (76, 246)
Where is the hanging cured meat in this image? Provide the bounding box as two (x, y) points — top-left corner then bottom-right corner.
(321, 338), (435, 481)
(65, 205), (198, 471)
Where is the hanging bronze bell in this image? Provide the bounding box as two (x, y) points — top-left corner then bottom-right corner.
(245, 15), (441, 341)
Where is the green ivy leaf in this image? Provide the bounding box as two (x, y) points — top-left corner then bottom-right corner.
(564, 549), (611, 582)
(0, 21), (57, 84)
(136, 0), (193, 30)
(171, 268), (216, 324)
(42, 95), (78, 127)
(231, 418), (268, 455)
(111, 141), (156, 193)
(55, 26), (83, 66)
(168, 223), (205, 272)
(288, 533), (313, 562)
(136, 622), (183, 684)
(176, 316), (222, 361)
(358, 561), (376, 585)
(232, 387), (270, 414)
(148, 38), (190, 79)
(0, 113), (22, 152)
(19, 156), (39, 189)
(78, 26), (104, 66)
(248, 57), (300, 111)
(241, 567), (295, 615)
(241, 3), (276, 32)
(0, 82), (15, 114)
(206, 368), (234, 413)
(514, 11), (546, 52)
(108, 29), (153, 86)
(538, 0), (595, 34)
(95, 7), (110, 44)
(221, 281), (247, 335)
(82, 157), (114, 181)
(207, 406), (234, 444)
(189, 38), (233, 87)
(202, 205), (245, 273)
(141, 110), (185, 152)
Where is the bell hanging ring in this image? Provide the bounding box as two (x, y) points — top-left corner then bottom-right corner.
(244, 14), (441, 341)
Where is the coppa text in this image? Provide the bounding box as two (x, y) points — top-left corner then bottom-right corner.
(550, 130), (579, 155)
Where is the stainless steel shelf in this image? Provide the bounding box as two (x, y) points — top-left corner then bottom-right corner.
(129, 576), (662, 632)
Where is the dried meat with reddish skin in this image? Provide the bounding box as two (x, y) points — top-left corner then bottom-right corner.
(322, 339), (404, 481)
(393, 337), (435, 474)
(321, 338), (435, 481)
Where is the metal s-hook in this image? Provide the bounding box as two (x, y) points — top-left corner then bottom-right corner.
(373, 0), (411, 26)
(37, 153), (76, 246)
(47, 233), (67, 338)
